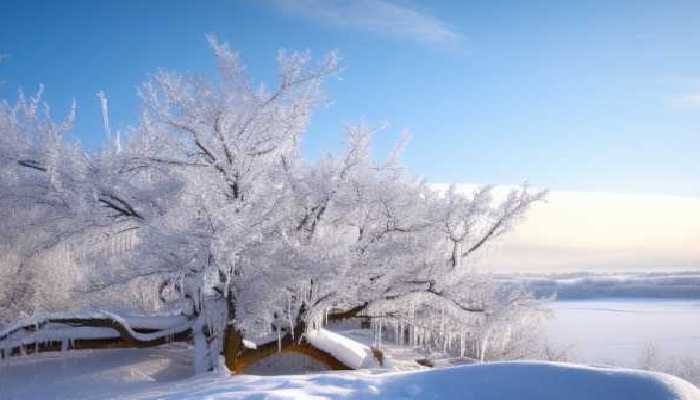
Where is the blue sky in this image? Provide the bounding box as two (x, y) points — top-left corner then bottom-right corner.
(1, 0), (699, 197)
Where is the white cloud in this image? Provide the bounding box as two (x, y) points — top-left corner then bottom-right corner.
(674, 92), (700, 109)
(268, 0), (464, 48)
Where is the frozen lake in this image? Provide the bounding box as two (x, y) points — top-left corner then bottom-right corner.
(546, 299), (700, 367)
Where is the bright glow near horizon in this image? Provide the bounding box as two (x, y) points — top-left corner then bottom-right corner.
(448, 185), (700, 271)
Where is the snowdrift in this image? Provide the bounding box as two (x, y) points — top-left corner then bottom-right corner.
(124, 362), (700, 400)
(4, 344), (697, 400)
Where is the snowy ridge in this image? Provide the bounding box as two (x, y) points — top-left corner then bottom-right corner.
(125, 361), (699, 400)
(305, 328), (381, 369)
(498, 271), (700, 300)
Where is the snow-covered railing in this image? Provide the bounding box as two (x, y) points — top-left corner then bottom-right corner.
(0, 310), (192, 359)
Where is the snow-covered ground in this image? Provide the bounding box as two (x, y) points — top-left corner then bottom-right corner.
(0, 344), (194, 400)
(3, 293), (699, 399)
(124, 362), (699, 400)
(2, 345), (698, 400)
(2, 338), (698, 399)
(546, 299), (700, 366)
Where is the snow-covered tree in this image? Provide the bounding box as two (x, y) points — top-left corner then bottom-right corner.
(0, 36), (545, 372)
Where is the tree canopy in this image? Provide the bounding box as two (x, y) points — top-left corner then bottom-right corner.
(0, 37), (545, 371)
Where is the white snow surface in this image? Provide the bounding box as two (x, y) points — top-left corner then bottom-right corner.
(2, 345), (698, 399)
(546, 299), (700, 366)
(305, 328), (380, 369)
(125, 363), (699, 400)
(0, 345), (194, 400)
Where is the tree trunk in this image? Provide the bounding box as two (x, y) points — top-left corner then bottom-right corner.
(223, 323), (244, 372)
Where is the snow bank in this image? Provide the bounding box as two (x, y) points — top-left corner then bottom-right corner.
(125, 361), (699, 400)
(2, 345), (698, 399)
(305, 328), (380, 369)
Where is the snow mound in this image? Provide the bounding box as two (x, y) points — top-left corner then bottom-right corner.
(124, 361), (698, 400)
(305, 328), (380, 369)
(2, 345), (698, 399)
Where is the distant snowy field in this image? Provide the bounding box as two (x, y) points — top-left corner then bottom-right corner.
(518, 271), (700, 366)
(546, 299), (700, 366)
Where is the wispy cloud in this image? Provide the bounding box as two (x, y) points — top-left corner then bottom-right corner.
(268, 0), (464, 49)
(673, 92), (700, 109)
(0, 54), (10, 63)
